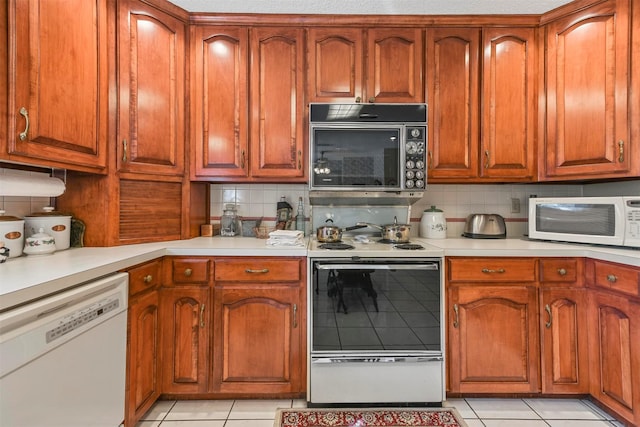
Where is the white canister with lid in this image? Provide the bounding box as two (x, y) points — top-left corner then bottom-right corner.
(0, 210), (25, 258)
(420, 205), (447, 239)
(25, 207), (72, 251)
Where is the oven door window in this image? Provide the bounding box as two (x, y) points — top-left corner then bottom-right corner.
(311, 127), (401, 189)
(312, 263), (441, 353)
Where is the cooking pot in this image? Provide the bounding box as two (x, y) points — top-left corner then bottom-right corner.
(357, 216), (412, 243)
(316, 220), (366, 243)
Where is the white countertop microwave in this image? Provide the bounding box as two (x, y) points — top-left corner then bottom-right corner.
(528, 196), (640, 248)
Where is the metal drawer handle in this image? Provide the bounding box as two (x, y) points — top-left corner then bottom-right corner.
(293, 303), (298, 328)
(241, 150), (246, 169)
(184, 268), (193, 277)
(545, 304), (552, 328)
(200, 304), (205, 328)
(19, 107), (29, 140)
(484, 150), (490, 169)
(245, 268), (269, 274)
(298, 150), (302, 170)
(122, 139), (128, 162)
(453, 304), (459, 328)
(557, 268), (567, 276)
(607, 274), (617, 283)
(143, 274), (153, 283)
(482, 268), (505, 274)
(618, 140), (624, 163)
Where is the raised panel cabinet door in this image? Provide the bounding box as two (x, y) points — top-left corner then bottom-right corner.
(366, 28), (424, 103)
(249, 27), (306, 180)
(160, 288), (209, 394)
(7, 0), (108, 172)
(118, 0), (185, 176)
(307, 28), (364, 103)
(426, 28), (480, 181)
(448, 285), (540, 393)
(211, 287), (304, 395)
(588, 292), (639, 424)
(480, 27), (536, 180)
(126, 289), (161, 427)
(191, 26), (249, 179)
(544, 0), (632, 179)
(540, 289), (589, 394)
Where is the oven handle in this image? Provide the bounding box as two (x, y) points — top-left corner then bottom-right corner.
(315, 264), (438, 271)
(312, 356), (443, 364)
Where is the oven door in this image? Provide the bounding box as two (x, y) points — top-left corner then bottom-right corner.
(310, 125), (402, 191)
(310, 259), (444, 404)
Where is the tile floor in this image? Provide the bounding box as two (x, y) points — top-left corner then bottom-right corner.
(135, 397), (626, 426)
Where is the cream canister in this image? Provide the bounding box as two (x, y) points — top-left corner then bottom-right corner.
(420, 205), (447, 239)
(25, 207), (72, 251)
(0, 210), (25, 258)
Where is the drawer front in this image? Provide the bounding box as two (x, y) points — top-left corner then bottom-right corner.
(448, 258), (536, 283)
(214, 259), (301, 283)
(128, 259), (162, 296)
(171, 258), (211, 285)
(591, 260), (639, 297)
(539, 258), (582, 285)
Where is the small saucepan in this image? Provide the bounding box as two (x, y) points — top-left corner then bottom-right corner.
(357, 216), (412, 243)
(316, 219), (367, 243)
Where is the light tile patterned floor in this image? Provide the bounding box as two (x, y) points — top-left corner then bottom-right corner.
(135, 398), (626, 427)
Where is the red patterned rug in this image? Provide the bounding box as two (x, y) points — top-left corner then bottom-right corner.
(275, 408), (467, 427)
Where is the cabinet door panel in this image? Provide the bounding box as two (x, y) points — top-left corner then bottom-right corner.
(191, 27), (249, 178)
(249, 28), (305, 179)
(367, 28), (423, 103)
(545, 0), (631, 178)
(307, 28), (363, 102)
(8, 0), (108, 171)
(426, 28), (480, 179)
(118, 1), (185, 176)
(481, 28), (536, 179)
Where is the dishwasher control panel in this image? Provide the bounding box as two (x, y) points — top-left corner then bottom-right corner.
(46, 296), (121, 343)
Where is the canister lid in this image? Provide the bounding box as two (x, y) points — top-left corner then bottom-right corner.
(0, 210), (23, 222)
(423, 205), (443, 212)
(26, 206), (71, 217)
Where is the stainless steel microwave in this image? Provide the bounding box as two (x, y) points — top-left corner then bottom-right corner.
(309, 103), (427, 205)
(528, 196), (640, 248)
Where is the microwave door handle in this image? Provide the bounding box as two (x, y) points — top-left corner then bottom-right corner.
(358, 113), (379, 119)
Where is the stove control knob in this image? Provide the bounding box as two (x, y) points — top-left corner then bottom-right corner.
(406, 141), (418, 155)
(415, 170), (425, 179)
(406, 180), (415, 188)
(415, 179), (424, 188)
(406, 160), (415, 169)
(415, 160), (425, 169)
(410, 128), (421, 138)
(406, 170), (415, 179)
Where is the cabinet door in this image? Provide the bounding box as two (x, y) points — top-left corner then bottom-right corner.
(480, 27), (536, 180)
(126, 289), (161, 427)
(307, 28), (364, 103)
(249, 27), (306, 180)
(191, 26), (249, 179)
(161, 288), (209, 394)
(448, 285), (539, 393)
(118, 0), (185, 177)
(366, 28), (424, 103)
(6, 0), (108, 172)
(211, 286), (304, 395)
(540, 288), (589, 394)
(544, 0), (633, 179)
(588, 292), (639, 424)
(426, 28), (480, 181)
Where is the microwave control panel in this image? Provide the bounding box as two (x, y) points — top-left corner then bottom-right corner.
(404, 126), (427, 189)
(624, 198), (640, 246)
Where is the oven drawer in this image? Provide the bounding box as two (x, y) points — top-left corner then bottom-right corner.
(310, 356), (444, 404)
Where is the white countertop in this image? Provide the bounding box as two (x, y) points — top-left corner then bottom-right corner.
(1, 236), (638, 312)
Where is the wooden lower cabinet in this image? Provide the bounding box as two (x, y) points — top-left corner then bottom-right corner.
(448, 285), (540, 393)
(588, 291), (640, 425)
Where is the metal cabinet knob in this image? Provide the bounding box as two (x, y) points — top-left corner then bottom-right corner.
(184, 268), (193, 277)
(607, 274), (617, 283)
(143, 275), (153, 283)
(557, 268), (567, 276)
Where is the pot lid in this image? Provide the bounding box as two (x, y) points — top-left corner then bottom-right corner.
(424, 205), (443, 212)
(26, 206), (71, 217)
(0, 210), (23, 222)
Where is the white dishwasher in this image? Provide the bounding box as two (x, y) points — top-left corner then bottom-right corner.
(0, 272), (128, 427)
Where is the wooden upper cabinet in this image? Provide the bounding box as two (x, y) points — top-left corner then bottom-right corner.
(249, 27), (305, 180)
(117, 0), (186, 177)
(426, 28), (480, 180)
(191, 26), (249, 179)
(480, 27), (536, 180)
(191, 26), (305, 181)
(307, 27), (423, 103)
(543, 0), (635, 180)
(5, 0), (109, 172)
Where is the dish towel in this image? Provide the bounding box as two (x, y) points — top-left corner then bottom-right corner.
(266, 230), (305, 247)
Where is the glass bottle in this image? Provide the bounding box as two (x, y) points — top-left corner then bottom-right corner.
(295, 197), (305, 235)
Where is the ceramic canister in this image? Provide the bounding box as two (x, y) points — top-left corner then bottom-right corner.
(25, 207), (72, 251)
(0, 210), (25, 258)
(420, 205), (447, 239)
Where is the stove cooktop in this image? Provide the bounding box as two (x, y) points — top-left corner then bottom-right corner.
(309, 237), (444, 257)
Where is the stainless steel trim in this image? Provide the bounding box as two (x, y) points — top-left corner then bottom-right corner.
(316, 263), (438, 271)
(312, 356), (443, 364)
